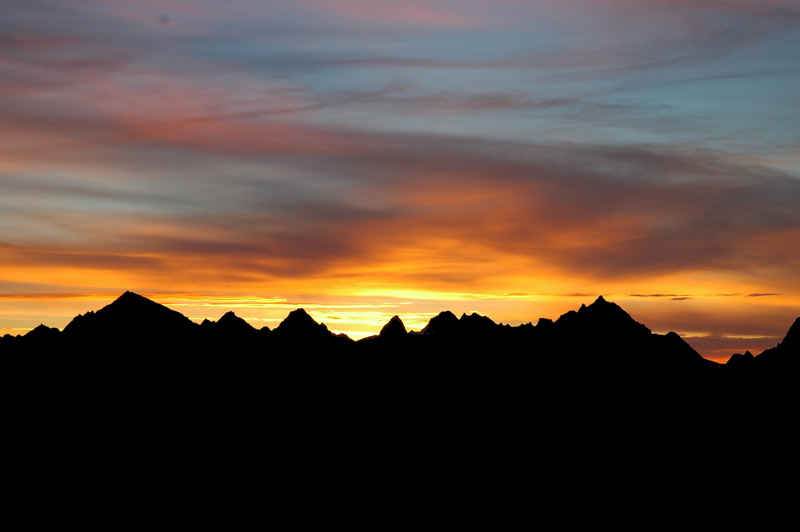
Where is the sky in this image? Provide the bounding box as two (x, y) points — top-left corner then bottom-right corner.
(1, 0), (799, 361)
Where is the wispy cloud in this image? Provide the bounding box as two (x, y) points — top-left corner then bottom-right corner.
(6, 129), (799, 292)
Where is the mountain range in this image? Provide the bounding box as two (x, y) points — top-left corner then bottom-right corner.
(4, 291), (797, 474)
(3, 291), (796, 382)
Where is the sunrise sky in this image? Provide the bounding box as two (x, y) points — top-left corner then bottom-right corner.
(2, 0), (799, 361)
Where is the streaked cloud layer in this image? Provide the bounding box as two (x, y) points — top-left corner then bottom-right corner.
(2, 0), (799, 360)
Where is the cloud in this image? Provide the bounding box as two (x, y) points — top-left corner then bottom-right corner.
(0, 242), (163, 271)
(2, 0), (798, 335)
(9, 129), (798, 292)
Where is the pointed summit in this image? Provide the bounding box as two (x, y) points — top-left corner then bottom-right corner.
(216, 311), (256, 333)
(272, 308), (352, 347)
(274, 308), (328, 337)
(278, 308), (317, 328)
(102, 291), (185, 320)
(380, 316), (407, 339)
(556, 296), (651, 340)
(582, 295), (644, 326)
(583, 295), (615, 312)
(421, 311), (459, 336)
(113, 290), (150, 305)
(102, 291), (185, 317)
(62, 291), (196, 342)
(24, 324), (60, 341)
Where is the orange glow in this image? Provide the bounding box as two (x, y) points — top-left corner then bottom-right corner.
(2, 268), (798, 363)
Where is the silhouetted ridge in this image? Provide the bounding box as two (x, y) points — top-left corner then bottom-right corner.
(782, 317), (800, 350)
(62, 291), (196, 345)
(23, 324), (61, 344)
(652, 330), (712, 368)
(460, 312), (497, 329)
(542, 294), (716, 379)
(2, 290), (795, 404)
(421, 311), (459, 336)
(25, 324), (60, 338)
(272, 308), (352, 348)
(217, 311), (256, 332)
(752, 316), (800, 371)
(536, 317), (554, 329)
(558, 295), (650, 336)
(380, 316), (407, 338)
(201, 311), (260, 343)
(583, 295), (644, 326)
(274, 308), (322, 334)
(727, 351), (754, 367)
(97, 291), (190, 323)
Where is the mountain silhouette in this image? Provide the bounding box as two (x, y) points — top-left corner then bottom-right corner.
(747, 317), (800, 375)
(199, 310), (268, 355)
(59, 291), (197, 354)
(64, 291), (196, 337)
(380, 316), (407, 339)
(201, 310), (260, 336)
(25, 324), (61, 342)
(272, 308), (353, 352)
(1, 291), (796, 398)
(420, 310), (459, 336)
(726, 350), (755, 367)
(4, 291), (794, 489)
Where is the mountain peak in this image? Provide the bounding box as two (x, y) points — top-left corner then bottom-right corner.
(62, 290), (195, 340)
(113, 291), (152, 306)
(459, 312), (498, 333)
(421, 310), (459, 335)
(584, 295), (626, 315)
(285, 308), (314, 323)
(380, 315), (407, 338)
(275, 308), (327, 336)
(560, 296), (651, 336)
(218, 310), (241, 323)
(24, 324), (60, 340)
(105, 291), (175, 316)
(216, 311), (256, 332)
